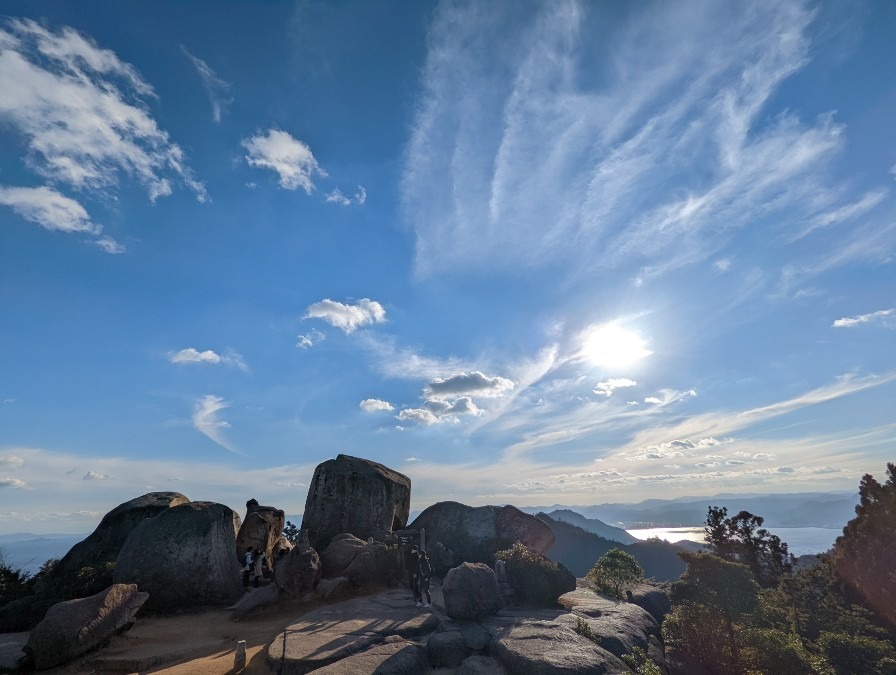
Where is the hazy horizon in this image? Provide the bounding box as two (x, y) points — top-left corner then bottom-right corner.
(2, 1), (894, 535)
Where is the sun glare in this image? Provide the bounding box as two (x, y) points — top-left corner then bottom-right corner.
(582, 325), (652, 369)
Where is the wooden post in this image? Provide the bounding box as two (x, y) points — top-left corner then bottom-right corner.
(234, 639), (247, 671)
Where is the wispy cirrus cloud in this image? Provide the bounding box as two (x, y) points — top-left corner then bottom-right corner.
(242, 129), (325, 193)
(181, 45), (231, 123)
(303, 298), (386, 334)
(0, 18), (207, 202)
(0, 478), (27, 489)
(326, 185), (367, 206)
(167, 348), (248, 372)
(402, 1), (892, 284)
(192, 395), (242, 455)
(832, 308), (894, 328)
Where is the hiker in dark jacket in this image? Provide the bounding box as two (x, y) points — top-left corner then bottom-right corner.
(405, 545), (420, 606)
(418, 549), (432, 608)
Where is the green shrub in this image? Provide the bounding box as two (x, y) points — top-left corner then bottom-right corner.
(819, 631), (896, 675)
(586, 547), (643, 598)
(0, 550), (32, 608)
(621, 646), (662, 675)
(495, 542), (574, 606)
(740, 627), (815, 675)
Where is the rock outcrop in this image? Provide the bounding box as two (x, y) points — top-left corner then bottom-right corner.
(235, 498), (285, 564)
(274, 541), (322, 598)
(302, 455), (411, 549)
(266, 589), (439, 673)
(442, 562), (502, 620)
(409, 502), (555, 574)
(47, 492), (190, 581)
(24, 584), (148, 670)
(319, 533), (402, 587)
(264, 583), (666, 674)
(114, 501), (243, 611)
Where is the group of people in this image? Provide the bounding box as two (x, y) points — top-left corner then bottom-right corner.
(242, 546), (268, 588)
(405, 545), (433, 608)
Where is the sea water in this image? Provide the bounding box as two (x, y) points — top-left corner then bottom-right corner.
(626, 526), (841, 556)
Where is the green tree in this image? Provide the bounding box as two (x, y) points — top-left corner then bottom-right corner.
(831, 462), (896, 632)
(704, 506), (793, 586)
(283, 520), (301, 545)
(0, 549), (32, 608)
(819, 631), (896, 675)
(586, 547), (643, 598)
(666, 552), (759, 669)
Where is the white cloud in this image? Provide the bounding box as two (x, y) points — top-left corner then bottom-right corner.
(644, 397), (662, 405)
(0, 477), (26, 489)
(82, 471), (109, 480)
(325, 186), (367, 206)
(192, 395), (241, 455)
(181, 45), (231, 123)
(0, 454), (24, 469)
(397, 396), (483, 426)
(167, 348), (248, 371)
(296, 329), (325, 349)
(359, 398), (394, 413)
(0, 185), (98, 234)
(593, 378), (637, 397)
(405, 457), (420, 462)
(713, 258), (732, 272)
(626, 437), (725, 461)
(94, 236), (125, 254)
(401, 2), (880, 284)
(0, 19), (206, 201)
(242, 129), (325, 193)
(832, 308), (894, 328)
(425, 371), (515, 398)
(304, 298), (386, 334)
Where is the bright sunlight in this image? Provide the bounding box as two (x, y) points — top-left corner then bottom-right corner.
(582, 325), (652, 369)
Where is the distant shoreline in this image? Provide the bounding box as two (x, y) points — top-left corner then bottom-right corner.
(626, 525), (841, 556)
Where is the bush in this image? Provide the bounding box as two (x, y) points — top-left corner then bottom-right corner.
(495, 542), (575, 606)
(740, 627), (815, 675)
(621, 646), (662, 675)
(0, 550), (32, 608)
(819, 631), (896, 675)
(587, 547), (643, 598)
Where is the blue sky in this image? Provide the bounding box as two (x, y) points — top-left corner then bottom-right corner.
(1, 1), (894, 534)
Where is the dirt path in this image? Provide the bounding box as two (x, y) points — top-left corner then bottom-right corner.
(39, 594), (329, 674)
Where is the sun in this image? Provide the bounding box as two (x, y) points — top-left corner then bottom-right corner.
(581, 325), (652, 369)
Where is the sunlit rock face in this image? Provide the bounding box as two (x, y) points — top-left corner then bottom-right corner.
(46, 491), (191, 586)
(235, 499), (285, 563)
(302, 454), (411, 550)
(114, 501), (243, 610)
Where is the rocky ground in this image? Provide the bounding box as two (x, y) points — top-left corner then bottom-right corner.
(1, 580), (668, 674)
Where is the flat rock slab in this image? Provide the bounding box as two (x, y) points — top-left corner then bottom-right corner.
(0, 632), (28, 673)
(483, 614), (631, 675)
(266, 589), (440, 674)
(307, 640), (429, 674)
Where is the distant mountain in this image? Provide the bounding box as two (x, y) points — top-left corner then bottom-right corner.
(0, 533), (86, 575)
(545, 509), (638, 545)
(537, 512), (685, 581)
(520, 491), (857, 529)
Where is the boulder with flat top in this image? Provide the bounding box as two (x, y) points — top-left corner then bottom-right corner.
(302, 455), (411, 550)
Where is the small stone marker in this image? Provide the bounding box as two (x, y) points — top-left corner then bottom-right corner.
(234, 640), (247, 671)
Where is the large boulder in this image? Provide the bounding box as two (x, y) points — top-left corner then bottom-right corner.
(320, 533), (402, 587)
(39, 492), (190, 590)
(302, 455), (411, 550)
(442, 562), (503, 620)
(24, 584), (148, 670)
(235, 498), (285, 564)
(113, 501), (243, 611)
(409, 502), (555, 575)
(275, 541), (322, 598)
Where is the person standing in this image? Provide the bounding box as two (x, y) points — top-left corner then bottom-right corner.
(418, 549), (432, 608)
(243, 547), (254, 588)
(405, 544), (420, 606)
(252, 547), (265, 587)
